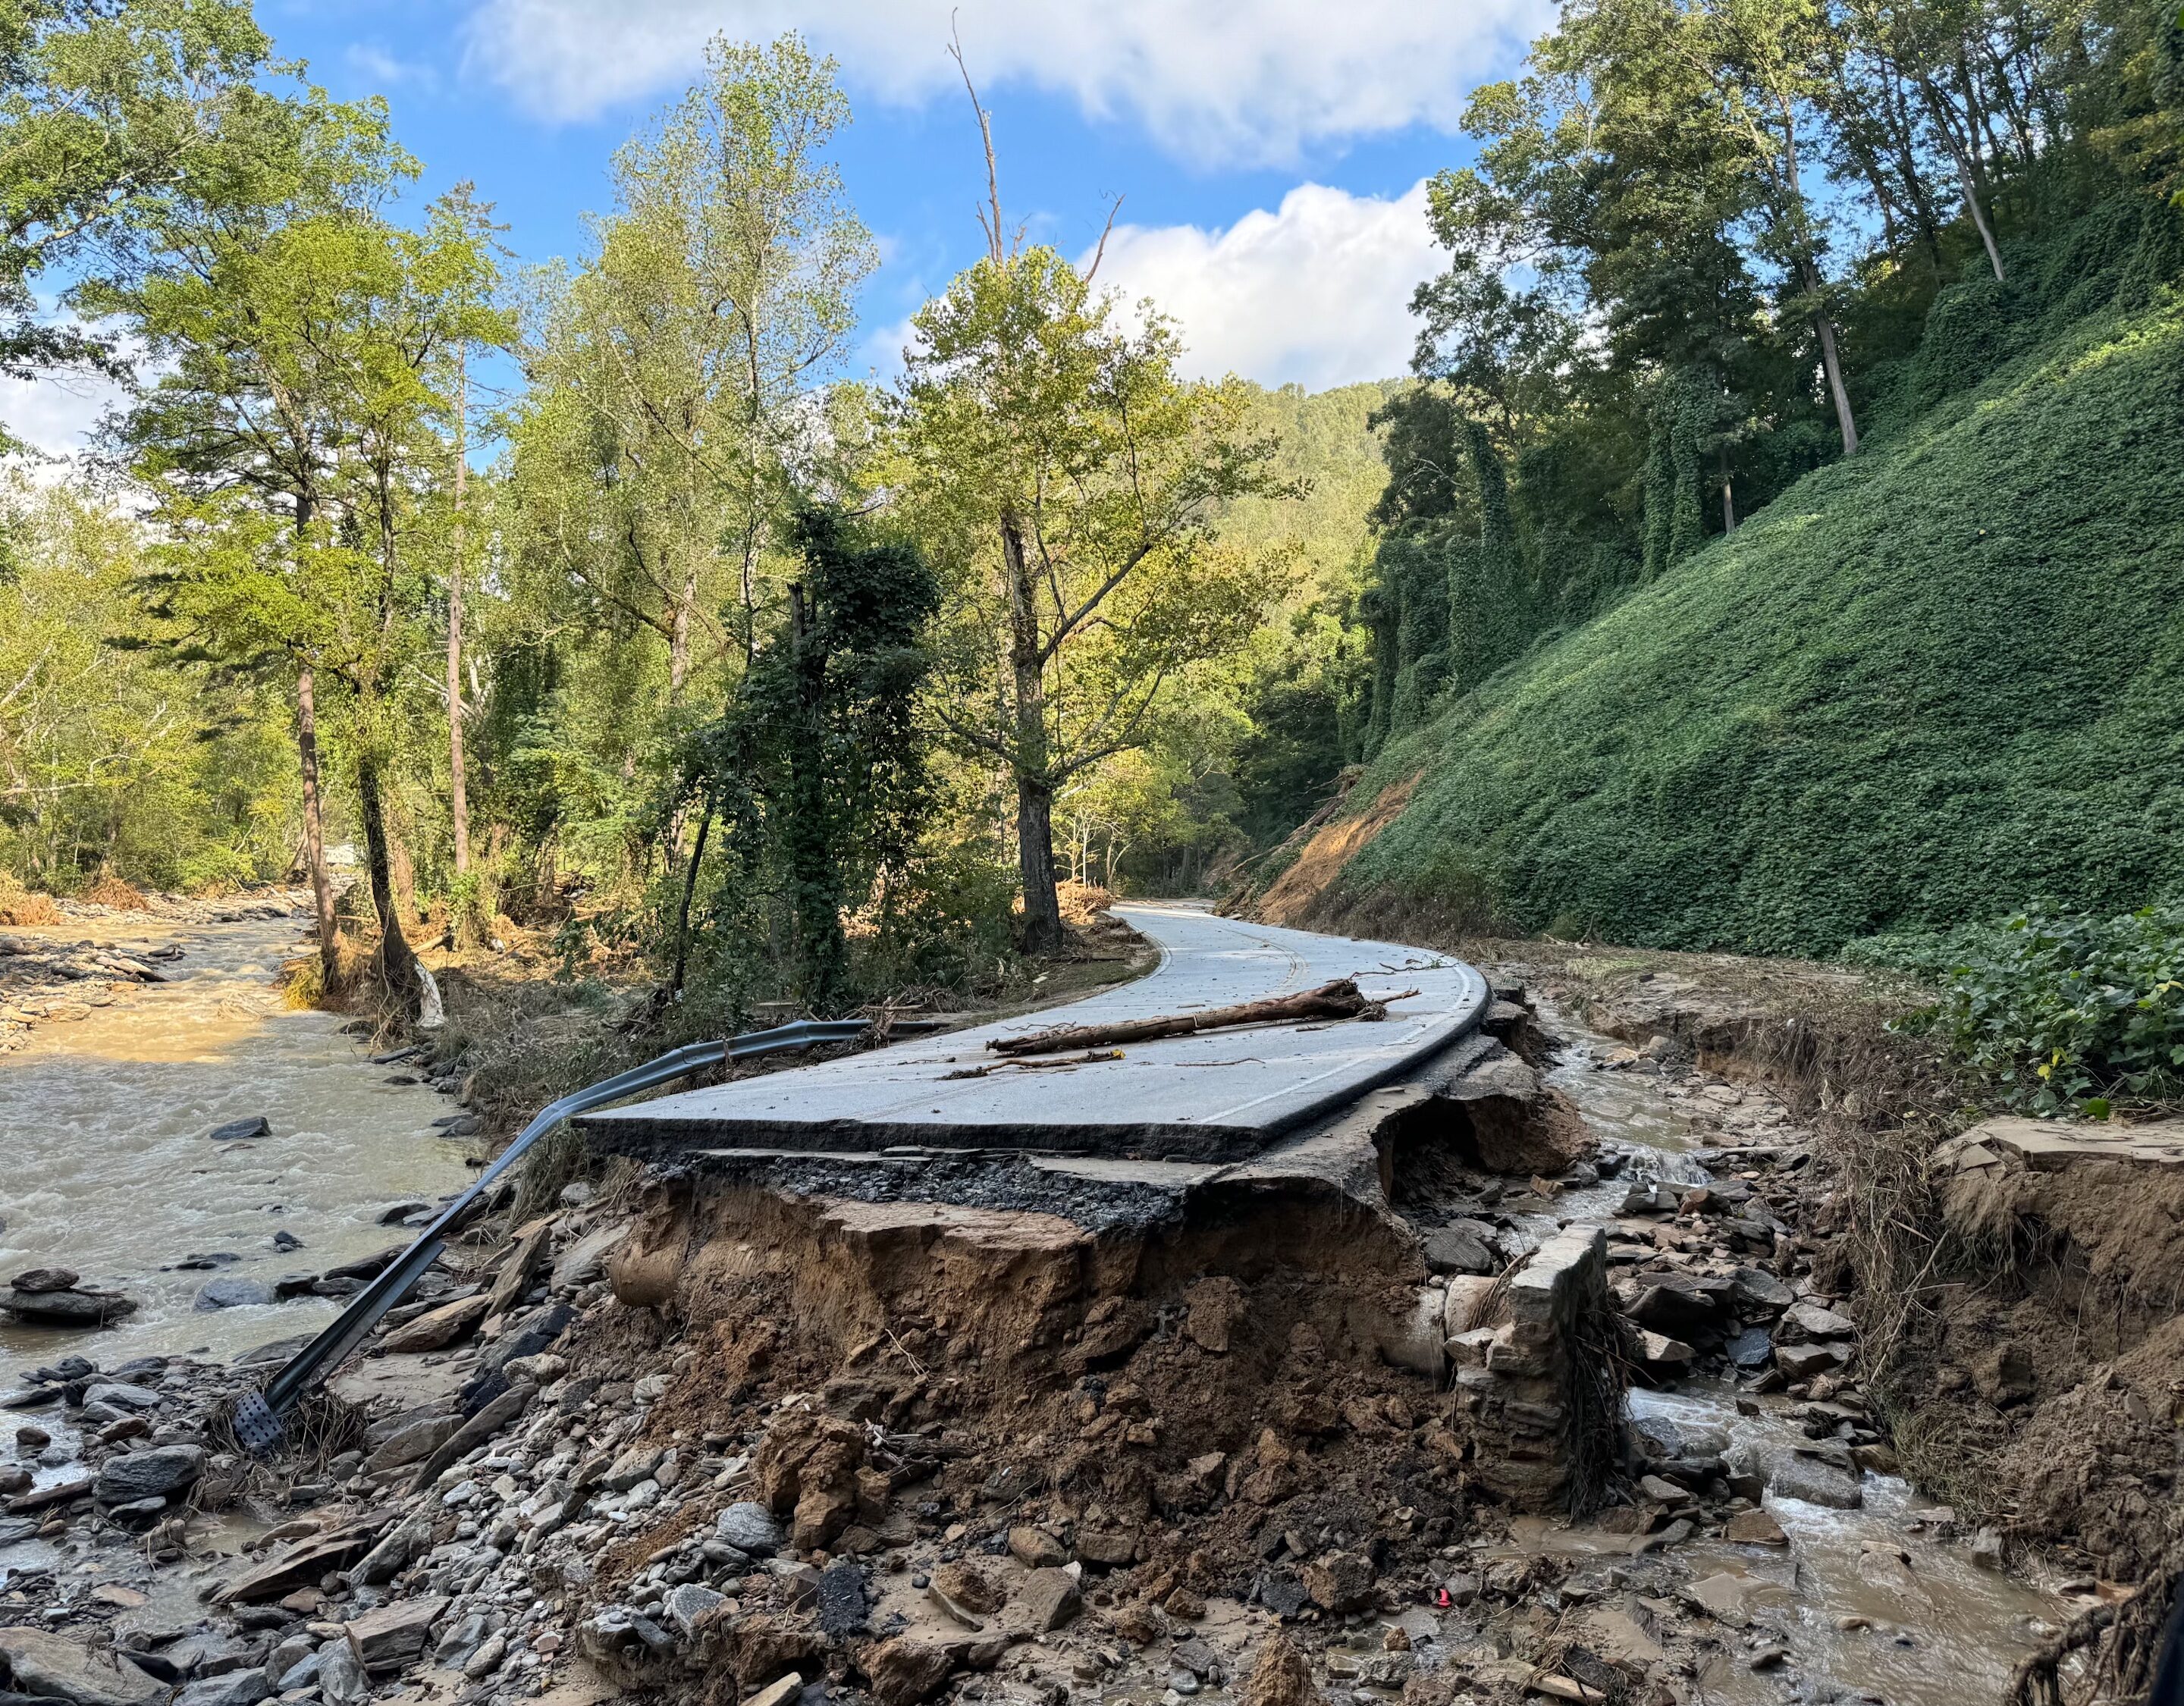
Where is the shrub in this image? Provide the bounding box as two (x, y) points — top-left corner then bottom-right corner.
(1853, 903), (2184, 1115)
(174, 845), (256, 895)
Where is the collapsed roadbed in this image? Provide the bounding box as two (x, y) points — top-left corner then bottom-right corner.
(0, 919), (2088, 1706)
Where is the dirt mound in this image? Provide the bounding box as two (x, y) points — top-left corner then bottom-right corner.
(1984, 1314), (2184, 1579)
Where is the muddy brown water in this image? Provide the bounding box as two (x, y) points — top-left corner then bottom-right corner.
(0, 912), (475, 1391)
(1537, 1004), (2066, 1704)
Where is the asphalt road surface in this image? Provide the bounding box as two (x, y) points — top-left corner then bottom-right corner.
(580, 905), (1489, 1162)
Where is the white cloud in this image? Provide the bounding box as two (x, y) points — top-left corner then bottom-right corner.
(346, 43), (442, 93)
(1088, 180), (1436, 389)
(0, 367), (127, 474)
(461, 0), (1547, 165)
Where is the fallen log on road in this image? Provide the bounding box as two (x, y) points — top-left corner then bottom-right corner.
(988, 977), (1410, 1056)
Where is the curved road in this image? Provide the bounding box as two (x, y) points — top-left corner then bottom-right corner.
(581, 905), (1489, 1162)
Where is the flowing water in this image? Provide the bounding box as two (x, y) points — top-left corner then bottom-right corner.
(1536, 999), (2068, 1704)
(0, 911), (476, 1387)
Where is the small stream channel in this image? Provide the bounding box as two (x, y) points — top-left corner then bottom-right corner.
(0, 911), (476, 1385)
(1534, 1002), (2064, 1704)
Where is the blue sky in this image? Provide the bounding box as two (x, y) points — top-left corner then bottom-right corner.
(7, 0), (1555, 453)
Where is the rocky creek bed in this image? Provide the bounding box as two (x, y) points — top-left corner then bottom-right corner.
(0, 949), (2102, 1706)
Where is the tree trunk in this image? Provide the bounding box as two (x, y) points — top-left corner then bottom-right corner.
(786, 583), (848, 1009)
(667, 553), (697, 700)
(1718, 445), (1737, 532)
(1807, 272), (1860, 456)
(296, 666), (340, 988)
(1016, 770), (1062, 954)
(387, 811), (417, 930)
(1003, 513), (1063, 954)
(355, 748), (422, 1014)
(1955, 148), (2006, 281)
(667, 796), (714, 1001)
(534, 834), (560, 920)
(447, 364), (471, 874)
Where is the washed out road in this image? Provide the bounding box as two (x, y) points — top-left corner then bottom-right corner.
(581, 904), (1491, 1161)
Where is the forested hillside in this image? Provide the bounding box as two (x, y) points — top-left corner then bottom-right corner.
(1243, 0), (2184, 954)
(1264, 227), (2184, 952)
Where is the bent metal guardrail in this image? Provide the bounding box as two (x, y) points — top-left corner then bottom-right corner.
(230, 1018), (939, 1454)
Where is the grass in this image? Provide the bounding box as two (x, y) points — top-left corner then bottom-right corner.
(1329, 292), (2184, 957)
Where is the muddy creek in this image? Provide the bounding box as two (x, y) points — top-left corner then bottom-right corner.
(1536, 1001), (2065, 1704)
(0, 911), (475, 1385)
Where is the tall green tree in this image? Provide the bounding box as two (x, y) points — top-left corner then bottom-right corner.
(0, 0), (278, 394)
(507, 33), (874, 711)
(109, 102), (504, 1009)
(891, 241), (1288, 951)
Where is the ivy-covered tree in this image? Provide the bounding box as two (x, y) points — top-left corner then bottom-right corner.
(673, 506), (938, 1012)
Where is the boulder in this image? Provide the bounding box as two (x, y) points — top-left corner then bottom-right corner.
(1423, 1223), (1497, 1275)
(485, 1221), (554, 1316)
(8, 1269), (77, 1294)
(716, 1501), (783, 1556)
(94, 1445), (205, 1505)
(1006, 1526), (1067, 1570)
(1633, 1330), (1695, 1372)
(1182, 1277), (1249, 1353)
(1774, 1341), (1847, 1378)
(79, 1383), (159, 1414)
(207, 1118), (270, 1143)
(1240, 1635), (1322, 1706)
(1301, 1551), (1375, 1613)
(858, 1638), (959, 1706)
(1728, 1268), (1794, 1312)
(603, 1444), (664, 1493)
(1013, 1568), (1081, 1632)
(754, 1414), (864, 1551)
(550, 1223), (626, 1293)
(1628, 1273), (1736, 1339)
(0, 1626), (162, 1706)
(743, 1675), (805, 1706)
(379, 1294), (488, 1354)
(431, 1613), (489, 1671)
(172, 1671), (270, 1706)
(1723, 1509), (1789, 1545)
(0, 1288), (135, 1327)
(1440, 1275), (1501, 1337)
(343, 1595), (447, 1673)
(193, 1278), (275, 1312)
(1779, 1300), (1856, 1341)
(662, 1583), (723, 1639)
(314, 1638), (369, 1706)
(363, 1413), (457, 1474)
(1075, 1525), (1141, 1568)
(1727, 1437), (1862, 1510)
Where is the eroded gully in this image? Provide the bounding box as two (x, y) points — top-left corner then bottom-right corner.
(1532, 998), (2064, 1705)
